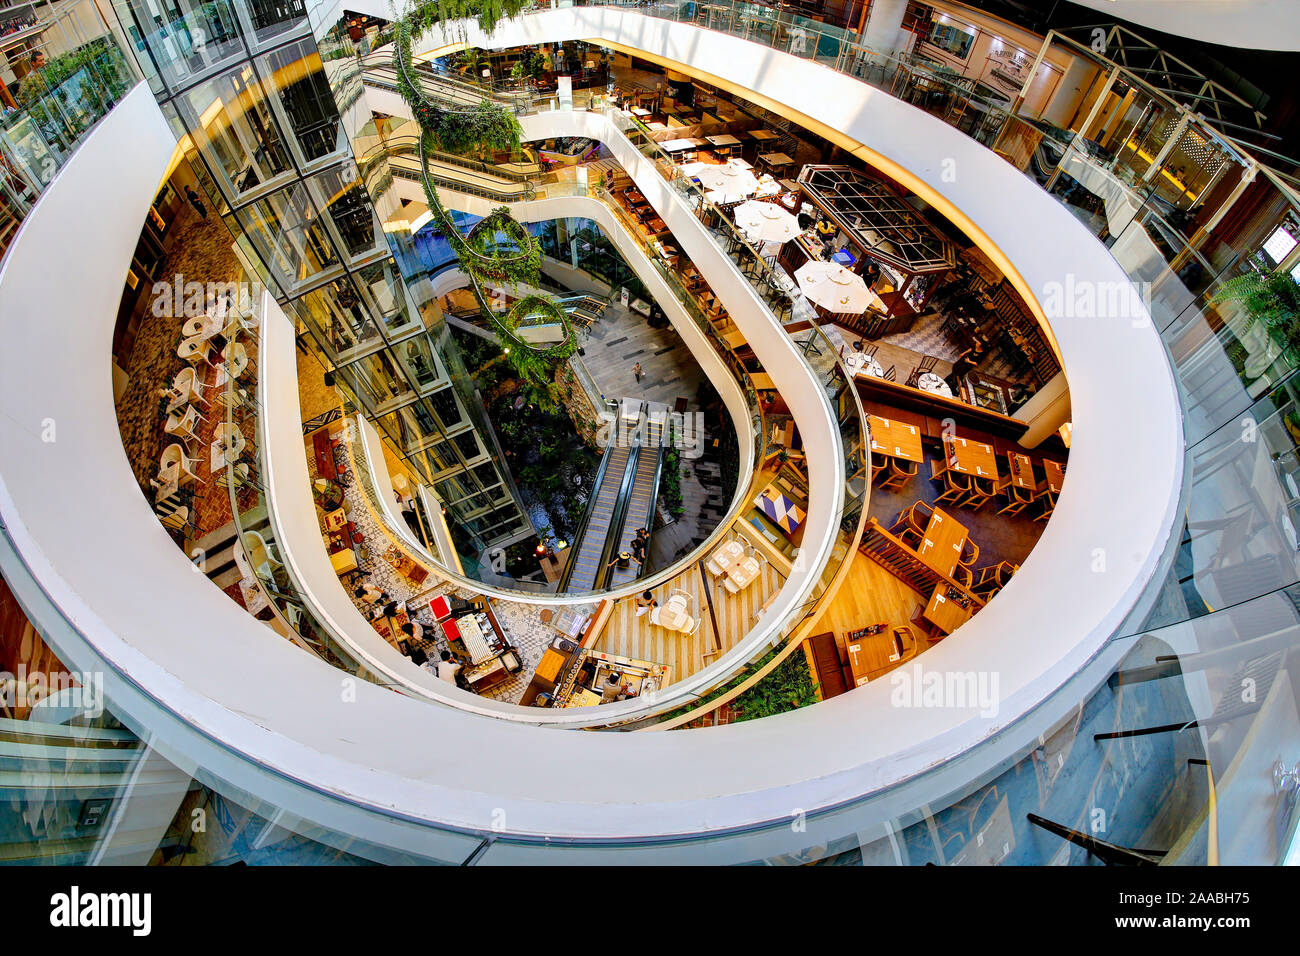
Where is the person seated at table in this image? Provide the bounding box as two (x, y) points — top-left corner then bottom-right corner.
(400, 619), (424, 644)
(434, 650), (461, 685)
(372, 599), (403, 621)
(634, 589), (658, 617)
(352, 581), (388, 606)
(602, 671), (629, 703)
(399, 634), (428, 667)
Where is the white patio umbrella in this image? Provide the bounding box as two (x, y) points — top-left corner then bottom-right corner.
(692, 163), (759, 204)
(794, 260), (872, 314)
(734, 200), (799, 244)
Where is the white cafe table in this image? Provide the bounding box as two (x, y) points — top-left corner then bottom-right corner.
(182, 312), (223, 339)
(916, 372), (953, 397)
(210, 423), (246, 473)
(848, 354), (884, 378)
(650, 601), (695, 633)
(177, 336), (212, 364)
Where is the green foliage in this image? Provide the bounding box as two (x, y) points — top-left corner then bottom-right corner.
(732, 651), (820, 721)
(395, 0), (575, 379)
(661, 425), (684, 517)
(15, 37), (132, 137)
(1211, 268), (1300, 367)
(657, 644), (819, 724)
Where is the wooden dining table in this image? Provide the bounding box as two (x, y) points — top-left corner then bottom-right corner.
(1006, 451), (1036, 491)
(924, 586), (974, 634)
(943, 434), (1000, 480)
(1043, 460), (1067, 495)
(916, 507), (969, 578)
(869, 414), (924, 464)
(844, 623), (908, 686)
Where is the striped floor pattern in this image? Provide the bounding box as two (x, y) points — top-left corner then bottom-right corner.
(592, 552), (786, 684)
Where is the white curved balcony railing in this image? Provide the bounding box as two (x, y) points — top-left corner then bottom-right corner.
(0, 3), (1221, 862)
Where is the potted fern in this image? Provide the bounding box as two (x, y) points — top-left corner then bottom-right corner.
(1210, 267), (1300, 372)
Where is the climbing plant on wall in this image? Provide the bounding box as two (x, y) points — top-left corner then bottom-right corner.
(393, 0), (577, 371)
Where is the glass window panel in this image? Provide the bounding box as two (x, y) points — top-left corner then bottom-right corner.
(256, 39), (341, 165)
(113, 0), (243, 92)
(231, 0), (308, 49)
(292, 277), (379, 356)
(234, 182), (337, 289)
(395, 337), (443, 392)
(179, 64), (292, 202)
(308, 163), (382, 259)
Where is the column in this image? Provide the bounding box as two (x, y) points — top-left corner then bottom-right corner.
(1015, 371), (1071, 449)
(863, 0), (909, 54)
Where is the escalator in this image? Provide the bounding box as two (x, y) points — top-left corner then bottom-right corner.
(558, 402), (667, 592)
(558, 423), (635, 593)
(607, 408), (666, 588)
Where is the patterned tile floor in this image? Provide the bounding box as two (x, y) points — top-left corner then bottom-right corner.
(315, 411), (590, 707)
(114, 206), (242, 538)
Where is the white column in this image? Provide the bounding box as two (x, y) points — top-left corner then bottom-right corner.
(863, 0), (909, 54)
(1014, 371), (1071, 449)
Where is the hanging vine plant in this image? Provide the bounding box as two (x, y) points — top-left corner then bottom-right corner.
(394, 0), (577, 370)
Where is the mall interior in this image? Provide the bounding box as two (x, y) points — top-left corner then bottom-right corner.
(0, 0), (1297, 864)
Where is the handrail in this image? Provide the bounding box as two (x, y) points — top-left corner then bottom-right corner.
(593, 420), (643, 589)
(556, 400), (620, 591)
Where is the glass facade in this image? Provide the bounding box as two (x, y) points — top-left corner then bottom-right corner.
(107, 0), (533, 562)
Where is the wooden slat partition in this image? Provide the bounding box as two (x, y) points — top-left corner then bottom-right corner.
(858, 518), (986, 610)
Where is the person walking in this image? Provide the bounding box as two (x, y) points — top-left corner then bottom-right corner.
(185, 185), (209, 221)
(633, 361), (643, 383)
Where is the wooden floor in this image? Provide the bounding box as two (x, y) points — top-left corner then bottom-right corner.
(807, 549), (939, 685)
(592, 546), (786, 684)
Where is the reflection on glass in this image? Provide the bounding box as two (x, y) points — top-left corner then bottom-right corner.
(113, 0), (243, 90)
(232, 0), (308, 48)
(309, 163), (381, 258)
(181, 65), (292, 200)
(257, 39), (341, 164)
(234, 182), (337, 288)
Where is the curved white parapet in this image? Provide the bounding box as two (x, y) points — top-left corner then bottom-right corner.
(0, 0), (1186, 860)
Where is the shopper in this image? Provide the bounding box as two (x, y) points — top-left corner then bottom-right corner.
(634, 590), (657, 617)
(352, 582), (388, 605)
(633, 361), (643, 383)
(185, 185), (208, 221)
(435, 650), (461, 684)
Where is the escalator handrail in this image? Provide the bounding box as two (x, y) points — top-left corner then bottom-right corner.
(557, 402), (622, 591)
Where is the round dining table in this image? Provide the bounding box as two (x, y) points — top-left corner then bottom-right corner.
(916, 372), (953, 397)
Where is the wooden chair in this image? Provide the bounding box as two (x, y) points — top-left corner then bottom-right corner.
(879, 457), (917, 491)
(962, 475), (996, 511)
(958, 539), (979, 567)
(889, 500), (932, 547)
(930, 460), (968, 505)
(996, 476), (1034, 516)
(905, 354), (941, 387)
(972, 561), (1017, 598)
(1034, 490), (1057, 523)
(880, 364), (897, 382)
(909, 604), (939, 641)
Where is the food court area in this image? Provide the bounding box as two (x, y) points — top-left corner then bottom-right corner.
(591, 57), (1074, 704)
(311, 46), (1074, 712)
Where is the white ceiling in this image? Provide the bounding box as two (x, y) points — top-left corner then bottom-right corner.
(1065, 0), (1300, 52)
